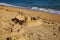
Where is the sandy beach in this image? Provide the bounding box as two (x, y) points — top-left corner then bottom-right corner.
(0, 6), (60, 40)
(0, 6), (60, 22)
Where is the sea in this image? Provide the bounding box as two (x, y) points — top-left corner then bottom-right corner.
(0, 0), (60, 14)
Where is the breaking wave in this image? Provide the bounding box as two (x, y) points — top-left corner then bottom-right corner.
(0, 3), (60, 14)
(31, 7), (60, 14)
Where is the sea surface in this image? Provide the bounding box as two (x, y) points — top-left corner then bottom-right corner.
(0, 0), (60, 14)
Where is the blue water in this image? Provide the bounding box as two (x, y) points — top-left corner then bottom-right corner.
(0, 0), (60, 14)
(0, 0), (60, 10)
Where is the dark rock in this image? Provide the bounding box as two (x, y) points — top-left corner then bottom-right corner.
(11, 18), (25, 25)
(17, 30), (20, 32)
(6, 37), (11, 40)
(53, 27), (55, 30)
(31, 17), (36, 20)
(19, 20), (25, 25)
(58, 27), (60, 31)
(53, 33), (56, 36)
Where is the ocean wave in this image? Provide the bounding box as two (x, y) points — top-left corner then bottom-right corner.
(0, 3), (60, 14)
(0, 3), (24, 8)
(0, 3), (14, 6)
(31, 7), (60, 14)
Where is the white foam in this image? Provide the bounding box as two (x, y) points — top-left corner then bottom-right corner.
(31, 7), (39, 10)
(0, 3), (22, 8)
(31, 7), (60, 14)
(0, 3), (14, 6)
(39, 8), (49, 12)
(0, 3), (60, 14)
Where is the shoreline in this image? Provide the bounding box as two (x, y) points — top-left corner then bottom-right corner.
(0, 3), (60, 14)
(0, 5), (60, 22)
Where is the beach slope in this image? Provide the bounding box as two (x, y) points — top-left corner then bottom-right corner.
(0, 6), (60, 40)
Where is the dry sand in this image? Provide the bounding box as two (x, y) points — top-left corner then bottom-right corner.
(0, 6), (60, 22)
(0, 6), (60, 40)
